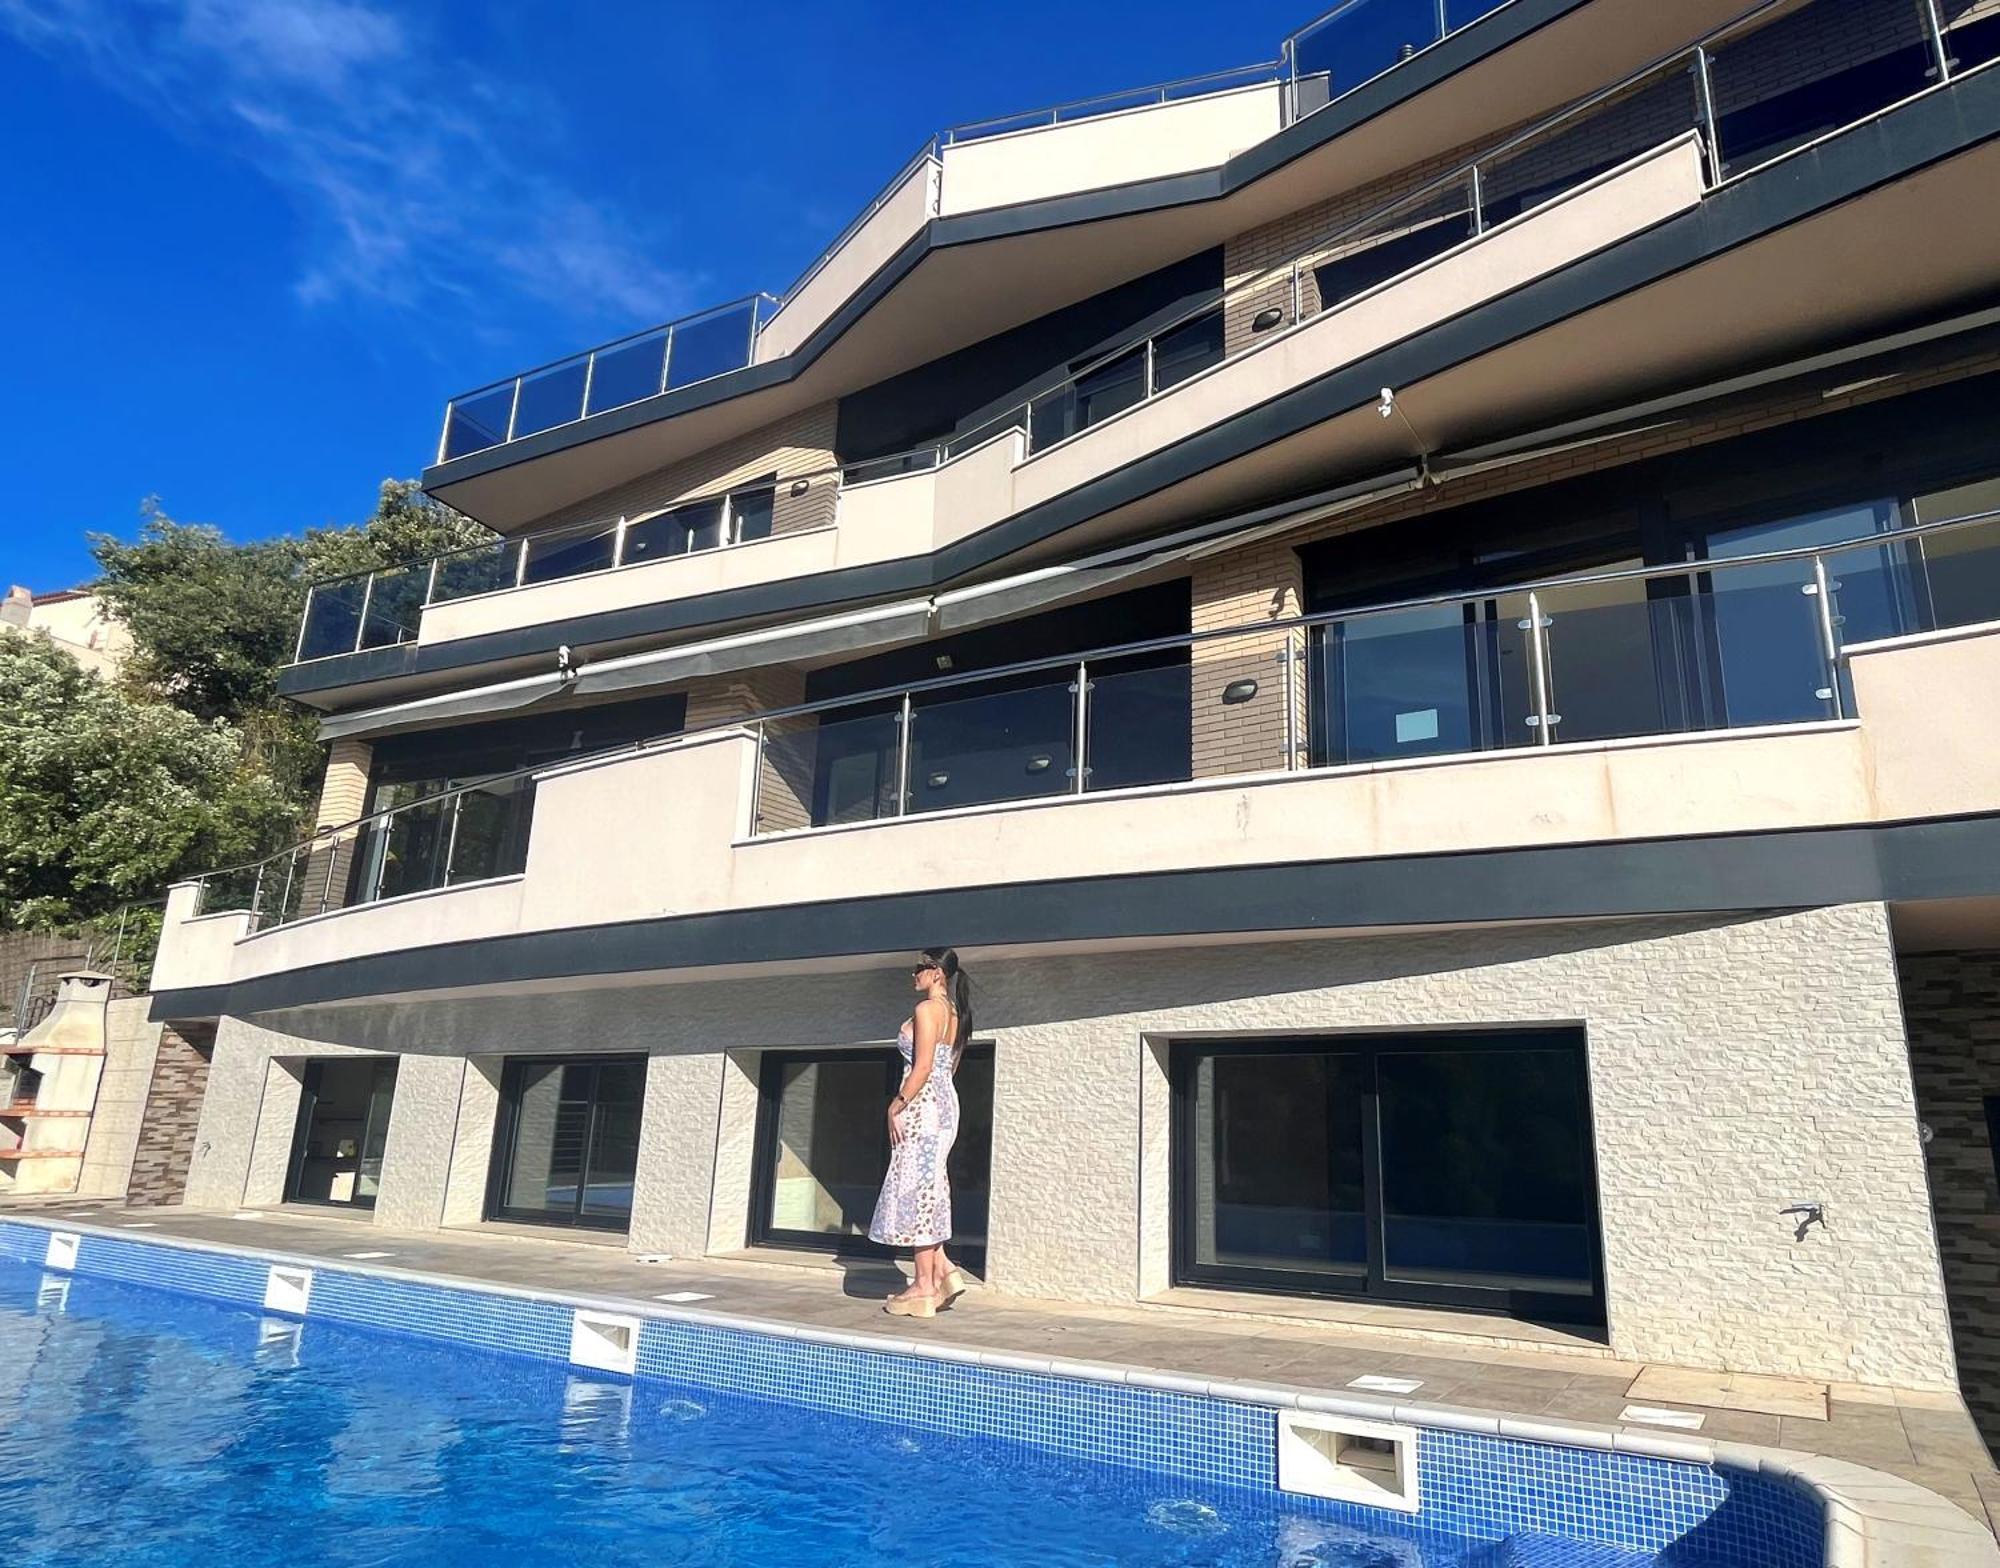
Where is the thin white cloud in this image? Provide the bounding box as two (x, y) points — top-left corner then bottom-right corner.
(0, 0), (702, 339)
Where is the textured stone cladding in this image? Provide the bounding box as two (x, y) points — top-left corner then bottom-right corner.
(125, 1023), (215, 1207)
(1902, 950), (2000, 1454)
(183, 905), (1954, 1387)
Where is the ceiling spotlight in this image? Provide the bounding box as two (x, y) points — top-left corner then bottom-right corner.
(1377, 387), (1397, 419)
(934, 653), (954, 670)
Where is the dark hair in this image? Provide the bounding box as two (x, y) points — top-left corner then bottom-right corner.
(919, 946), (972, 1057)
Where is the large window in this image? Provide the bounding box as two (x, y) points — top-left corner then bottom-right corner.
(1304, 379), (2000, 767)
(1174, 1031), (1602, 1322)
(487, 1056), (647, 1230)
(750, 1045), (994, 1266)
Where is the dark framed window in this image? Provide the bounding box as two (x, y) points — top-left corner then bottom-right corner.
(749, 1044), (994, 1267)
(1173, 1030), (1604, 1324)
(486, 1055), (647, 1230)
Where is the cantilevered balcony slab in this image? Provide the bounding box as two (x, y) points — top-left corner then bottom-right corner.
(421, 0), (1751, 531)
(286, 76), (2000, 710)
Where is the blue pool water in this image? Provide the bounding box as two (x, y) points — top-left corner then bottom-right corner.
(0, 1255), (1689, 1568)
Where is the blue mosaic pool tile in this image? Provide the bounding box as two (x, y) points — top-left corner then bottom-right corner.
(308, 1268), (574, 1363)
(7, 1219), (1827, 1568)
(0, 1221), (40, 1263)
(634, 1316), (1276, 1487)
(58, 1228), (269, 1308)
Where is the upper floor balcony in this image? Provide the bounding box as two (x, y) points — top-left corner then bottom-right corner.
(156, 501), (2000, 1011)
(421, 0), (1774, 529)
(291, 0), (2000, 704)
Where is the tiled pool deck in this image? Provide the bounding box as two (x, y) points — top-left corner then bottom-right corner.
(16, 1198), (1999, 1540)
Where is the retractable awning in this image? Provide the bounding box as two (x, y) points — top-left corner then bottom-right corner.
(565, 599), (937, 696)
(935, 467), (1424, 632)
(317, 670), (567, 743)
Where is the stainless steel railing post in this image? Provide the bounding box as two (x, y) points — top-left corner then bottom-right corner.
(749, 721), (768, 833)
(504, 377), (522, 442)
(352, 572), (375, 655)
(1809, 553), (1846, 719)
(1468, 164), (1485, 236)
(895, 692), (914, 816)
(1525, 591), (1556, 745)
(1282, 629), (1302, 770)
(1693, 46), (1722, 185)
(1922, 0), (1952, 79)
(1071, 660), (1091, 793)
(442, 792), (465, 888)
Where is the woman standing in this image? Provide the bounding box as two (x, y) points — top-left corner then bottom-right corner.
(871, 947), (973, 1319)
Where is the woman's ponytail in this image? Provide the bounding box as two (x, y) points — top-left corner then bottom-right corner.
(920, 946), (973, 1058)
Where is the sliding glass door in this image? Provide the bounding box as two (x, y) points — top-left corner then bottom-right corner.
(1174, 1031), (1602, 1322)
(750, 1045), (994, 1267)
(285, 1058), (399, 1211)
(487, 1056), (646, 1230)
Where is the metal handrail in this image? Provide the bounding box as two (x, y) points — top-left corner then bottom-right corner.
(774, 141), (942, 310)
(196, 503), (2000, 909)
(940, 60), (1285, 144)
(442, 292), (782, 412)
(294, 437), (955, 608)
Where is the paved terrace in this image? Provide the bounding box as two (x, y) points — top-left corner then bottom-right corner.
(14, 1198), (1999, 1538)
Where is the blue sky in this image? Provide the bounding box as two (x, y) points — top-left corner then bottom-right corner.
(0, 0), (1310, 592)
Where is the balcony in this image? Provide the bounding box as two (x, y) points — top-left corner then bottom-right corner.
(429, 0), (1583, 469)
(304, 0), (2000, 696)
(158, 505), (2000, 1008)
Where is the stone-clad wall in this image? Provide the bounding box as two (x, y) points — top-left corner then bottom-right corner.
(1902, 950), (2000, 1452)
(180, 904), (1953, 1387)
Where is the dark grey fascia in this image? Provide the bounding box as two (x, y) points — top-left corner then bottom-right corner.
(147, 810), (2000, 1022)
(282, 68), (2000, 704)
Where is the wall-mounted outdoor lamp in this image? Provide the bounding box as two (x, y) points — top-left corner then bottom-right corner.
(1222, 678), (1259, 705)
(1251, 307), (1285, 333)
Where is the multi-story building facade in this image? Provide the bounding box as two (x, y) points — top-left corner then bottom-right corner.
(145, 0), (2000, 1437)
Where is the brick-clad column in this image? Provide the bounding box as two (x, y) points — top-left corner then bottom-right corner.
(299, 737), (372, 918)
(685, 667), (814, 834)
(1189, 545), (1306, 779)
(125, 1022), (216, 1207)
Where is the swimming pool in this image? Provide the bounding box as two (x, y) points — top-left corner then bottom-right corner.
(0, 1221), (1899, 1567)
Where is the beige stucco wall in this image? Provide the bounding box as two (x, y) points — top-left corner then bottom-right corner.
(176, 906), (1954, 1385)
(937, 83), (1283, 217)
(1850, 622), (2000, 821)
(757, 157), (940, 363)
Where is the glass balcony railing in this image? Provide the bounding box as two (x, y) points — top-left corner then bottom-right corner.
(438, 295), (783, 463)
(201, 506), (2000, 934)
(1282, 0), (1516, 118)
(432, 0), (1575, 468)
(290, 472), (842, 664)
(929, 0), (1988, 467)
(360, 0), (1987, 669)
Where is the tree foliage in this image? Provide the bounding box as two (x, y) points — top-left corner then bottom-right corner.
(0, 630), (295, 928)
(0, 480), (493, 933)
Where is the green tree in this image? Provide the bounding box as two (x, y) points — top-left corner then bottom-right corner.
(0, 630), (294, 929)
(88, 482), (491, 807)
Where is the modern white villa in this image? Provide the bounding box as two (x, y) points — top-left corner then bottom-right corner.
(137, 0), (2000, 1451)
